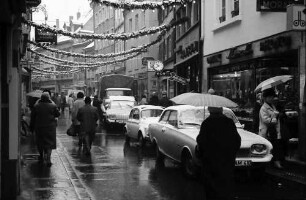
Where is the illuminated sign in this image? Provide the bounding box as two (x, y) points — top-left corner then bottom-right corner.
(287, 5), (306, 31)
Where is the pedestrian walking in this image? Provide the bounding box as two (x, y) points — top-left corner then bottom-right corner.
(60, 92), (67, 113)
(138, 94), (148, 105)
(159, 91), (173, 108)
(71, 92), (85, 146)
(92, 95), (103, 125)
(259, 88), (284, 169)
(30, 92), (60, 167)
(196, 106), (241, 200)
(77, 96), (99, 155)
(67, 93), (74, 115)
(149, 92), (159, 106)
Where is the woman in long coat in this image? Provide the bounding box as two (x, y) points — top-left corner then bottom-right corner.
(259, 88), (283, 169)
(30, 92), (60, 166)
(196, 107), (241, 200)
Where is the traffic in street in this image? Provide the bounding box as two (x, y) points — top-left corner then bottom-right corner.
(51, 112), (306, 200)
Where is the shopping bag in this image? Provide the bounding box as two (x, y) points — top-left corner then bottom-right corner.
(66, 124), (76, 136)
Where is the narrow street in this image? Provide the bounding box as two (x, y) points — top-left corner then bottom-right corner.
(20, 110), (306, 200)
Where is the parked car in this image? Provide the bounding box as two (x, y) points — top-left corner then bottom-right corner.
(148, 105), (273, 178)
(103, 96), (136, 130)
(124, 105), (164, 147)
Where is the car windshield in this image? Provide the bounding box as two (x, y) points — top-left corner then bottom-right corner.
(197, 107), (242, 127)
(141, 109), (163, 118)
(106, 90), (132, 96)
(178, 109), (204, 127)
(110, 101), (134, 109)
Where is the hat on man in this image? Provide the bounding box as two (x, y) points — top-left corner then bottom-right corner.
(262, 88), (276, 98)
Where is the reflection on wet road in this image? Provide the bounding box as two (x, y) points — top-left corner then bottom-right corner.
(57, 115), (306, 200)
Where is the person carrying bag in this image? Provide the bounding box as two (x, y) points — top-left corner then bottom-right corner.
(259, 88), (284, 169)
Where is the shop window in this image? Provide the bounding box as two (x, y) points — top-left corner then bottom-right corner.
(209, 59), (298, 133)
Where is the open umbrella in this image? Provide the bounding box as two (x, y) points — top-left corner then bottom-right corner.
(26, 90), (43, 98)
(254, 75), (293, 92)
(170, 93), (238, 108)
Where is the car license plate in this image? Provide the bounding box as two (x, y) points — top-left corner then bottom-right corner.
(235, 160), (252, 166)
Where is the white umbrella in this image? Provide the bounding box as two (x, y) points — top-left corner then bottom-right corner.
(254, 75), (293, 92)
(26, 90), (43, 98)
(170, 93), (238, 108)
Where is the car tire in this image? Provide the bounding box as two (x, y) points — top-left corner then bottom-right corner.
(181, 151), (197, 179)
(138, 133), (145, 147)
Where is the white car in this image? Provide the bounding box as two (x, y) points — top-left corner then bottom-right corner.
(149, 105), (273, 178)
(124, 105), (164, 147)
(103, 96), (136, 129)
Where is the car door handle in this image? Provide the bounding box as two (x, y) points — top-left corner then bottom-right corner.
(161, 127), (166, 132)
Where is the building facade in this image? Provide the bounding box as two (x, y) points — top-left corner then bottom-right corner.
(0, 0), (38, 198)
(174, 0), (201, 95)
(202, 0), (306, 160)
(124, 9), (159, 100)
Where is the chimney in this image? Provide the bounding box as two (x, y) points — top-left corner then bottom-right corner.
(69, 16), (73, 22)
(56, 19), (59, 29)
(77, 11), (81, 20)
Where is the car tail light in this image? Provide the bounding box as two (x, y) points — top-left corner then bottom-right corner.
(250, 144), (267, 156)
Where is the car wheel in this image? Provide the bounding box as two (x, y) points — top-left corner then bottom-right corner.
(181, 151), (197, 179)
(138, 133), (146, 147)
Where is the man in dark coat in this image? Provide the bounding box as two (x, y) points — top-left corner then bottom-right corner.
(92, 95), (103, 125)
(149, 92), (159, 106)
(159, 91), (173, 108)
(77, 96), (99, 155)
(196, 107), (241, 200)
(30, 92), (60, 167)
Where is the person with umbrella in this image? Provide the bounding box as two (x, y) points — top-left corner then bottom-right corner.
(196, 106), (241, 200)
(259, 88), (284, 169)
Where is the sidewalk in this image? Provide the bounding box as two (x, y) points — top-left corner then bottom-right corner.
(17, 131), (92, 200)
(266, 156), (306, 185)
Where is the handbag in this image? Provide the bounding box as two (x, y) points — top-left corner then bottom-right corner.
(66, 124), (77, 136)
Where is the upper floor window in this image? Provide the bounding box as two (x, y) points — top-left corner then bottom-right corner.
(232, 0), (239, 17)
(217, 0), (240, 24)
(193, 0), (199, 24)
(135, 14), (139, 30)
(129, 18), (133, 32)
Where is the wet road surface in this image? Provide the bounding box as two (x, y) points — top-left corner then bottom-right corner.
(22, 111), (306, 200)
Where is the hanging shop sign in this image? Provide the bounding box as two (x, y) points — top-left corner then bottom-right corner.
(35, 28), (57, 44)
(287, 5), (306, 31)
(155, 71), (187, 85)
(207, 54), (222, 64)
(259, 36), (291, 51)
(256, 0), (304, 12)
(227, 43), (253, 60)
(177, 41), (199, 59)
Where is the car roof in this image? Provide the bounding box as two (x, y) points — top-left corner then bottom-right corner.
(164, 105), (197, 111)
(109, 96), (135, 101)
(106, 88), (132, 91)
(133, 105), (164, 110)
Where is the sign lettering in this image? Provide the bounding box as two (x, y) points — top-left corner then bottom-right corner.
(257, 0), (304, 12)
